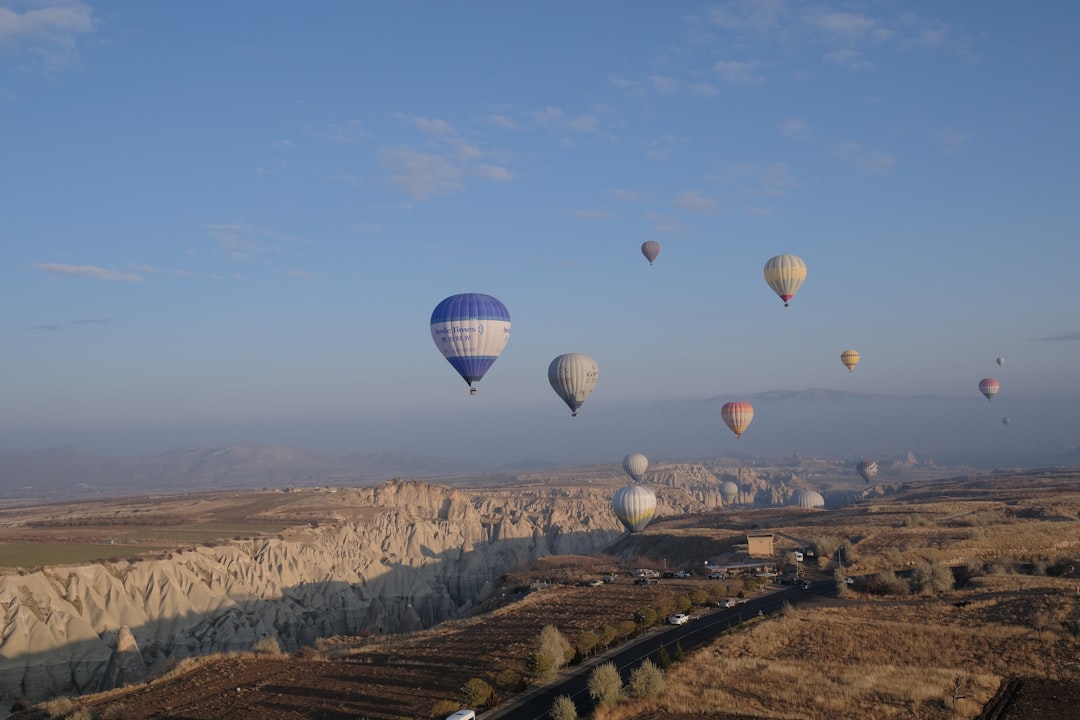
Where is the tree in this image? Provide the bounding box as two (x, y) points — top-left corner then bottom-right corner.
(574, 630), (598, 660)
(597, 623), (617, 648)
(673, 640), (685, 663)
(628, 659), (664, 699)
(537, 625), (573, 671)
(654, 643), (671, 669)
(549, 694), (578, 720)
(587, 661), (624, 705)
(634, 607), (657, 628)
(461, 677), (494, 709)
(616, 619), (638, 641)
(528, 652), (554, 678)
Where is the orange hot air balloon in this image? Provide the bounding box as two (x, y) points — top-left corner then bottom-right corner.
(978, 378), (1000, 401)
(840, 349), (860, 372)
(721, 401), (754, 438)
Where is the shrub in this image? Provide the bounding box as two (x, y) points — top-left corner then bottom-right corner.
(628, 659), (664, 699)
(655, 643), (671, 669)
(431, 699), (462, 717)
(587, 661), (623, 705)
(528, 652), (555, 677)
(911, 559), (954, 594)
(461, 677), (494, 709)
(673, 595), (692, 613)
(549, 694), (578, 720)
(673, 640), (685, 662)
(253, 636), (284, 656)
(496, 668), (524, 691)
(869, 570), (910, 595)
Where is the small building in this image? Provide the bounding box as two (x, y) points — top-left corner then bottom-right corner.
(746, 531), (774, 558)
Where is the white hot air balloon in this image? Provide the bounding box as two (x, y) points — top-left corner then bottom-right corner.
(623, 453), (648, 483)
(548, 353), (599, 416)
(721, 480), (739, 504)
(612, 484), (656, 533)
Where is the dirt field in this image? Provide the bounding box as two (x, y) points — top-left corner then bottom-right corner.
(48, 577), (733, 720)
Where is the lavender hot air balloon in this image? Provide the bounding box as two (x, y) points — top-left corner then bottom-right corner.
(641, 241), (661, 266)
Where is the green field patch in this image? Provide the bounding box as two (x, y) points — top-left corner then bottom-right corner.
(0, 542), (171, 568)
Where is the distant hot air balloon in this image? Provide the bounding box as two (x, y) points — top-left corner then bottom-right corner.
(978, 378), (1000, 401)
(721, 401), (754, 438)
(612, 483), (656, 533)
(548, 353), (599, 416)
(856, 460), (878, 484)
(996, 356), (1005, 367)
(623, 453), (648, 483)
(641, 241), (661, 266)
(1002, 417), (1010, 426)
(763, 254), (807, 307)
(430, 293), (511, 395)
(721, 480), (739, 504)
(840, 349), (861, 373)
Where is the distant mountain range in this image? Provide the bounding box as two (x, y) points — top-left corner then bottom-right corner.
(0, 444), (492, 502)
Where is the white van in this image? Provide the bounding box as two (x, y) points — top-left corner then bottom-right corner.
(445, 711), (476, 720)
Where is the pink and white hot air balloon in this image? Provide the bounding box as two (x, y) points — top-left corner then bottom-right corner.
(978, 378), (1000, 401)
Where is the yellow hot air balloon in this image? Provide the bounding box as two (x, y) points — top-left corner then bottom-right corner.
(763, 254), (807, 307)
(840, 349), (860, 372)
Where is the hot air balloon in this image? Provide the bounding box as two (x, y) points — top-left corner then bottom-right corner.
(548, 353), (599, 416)
(641, 241), (661, 266)
(996, 356), (1005, 367)
(978, 378), (1000, 401)
(721, 401), (754, 438)
(430, 293), (511, 395)
(1002, 417), (1010, 426)
(763, 254), (807, 307)
(856, 459), (878, 484)
(623, 453), (648, 483)
(840, 349), (860, 373)
(612, 484), (656, 533)
(721, 480), (739, 504)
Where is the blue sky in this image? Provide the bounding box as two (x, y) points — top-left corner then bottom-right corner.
(2, 1), (1078, 464)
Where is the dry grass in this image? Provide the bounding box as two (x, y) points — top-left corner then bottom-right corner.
(596, 576), (1079, 720)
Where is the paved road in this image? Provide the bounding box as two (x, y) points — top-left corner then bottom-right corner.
(482, 579), (834, 720)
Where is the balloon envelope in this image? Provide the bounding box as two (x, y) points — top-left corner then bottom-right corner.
(430, 293), (511, 392)
(641, 241), (661, 265)
(623, 453), (649, 483)
(996, 356), (1005, 367)
(548, 353), (599, 416)
(721, 480), (739, 504)
(1002, 416), (1010, 426)
(856, 459), (878, 484)
(612, 484), (656, 533)
(978, 377), (1000, 401)
(840, 349), (860, 372)
(763, 254), (807, 307)
(721, 401), (754, 438)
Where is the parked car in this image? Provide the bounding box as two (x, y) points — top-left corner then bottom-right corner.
(708, 571), (726, 580)
(667, 613), (689, 625)
(844, 577), (855, 585)
(587, 579), (604, 587)
(445, 711), (476, 720)
(719, 598), (737, 608)
(634, 578), (659, 586)
(674, 570), (694, 578)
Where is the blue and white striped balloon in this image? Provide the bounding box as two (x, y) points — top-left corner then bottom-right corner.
(430, 293), (511, 394)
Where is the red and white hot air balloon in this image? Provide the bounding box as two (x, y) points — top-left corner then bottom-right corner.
(978, 378), (1000, 401)
(721, 401), (754, 438)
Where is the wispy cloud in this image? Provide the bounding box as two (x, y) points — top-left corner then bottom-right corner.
(673, 189), (721, 213)
(571, 209), (614, 221)
(486, 114), (517, 129)
(285, 270), (312, 279)
(0, 0), (96, 73)
(1034, 331), (1080, 342)
(713, 59), (765, 85)
(706, 2), (975, 65)
(644, 133), (687, 161)
(378, 146), (464, 200)
(932, 128), (971, 155)
(778, 116), (809, 141)
(308, 119), (368, 145)
(735, 162), (799, 197)
(375, 114), (515, 199)
(611, 188), (648, 203)
(823, 49), (873, 70)
(35, 263), (142, 282)
(532, 106), (599, 133)
(206, 223), (278, 260)
(26, 317), (110, 331)
(832, 142), (895, 174)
